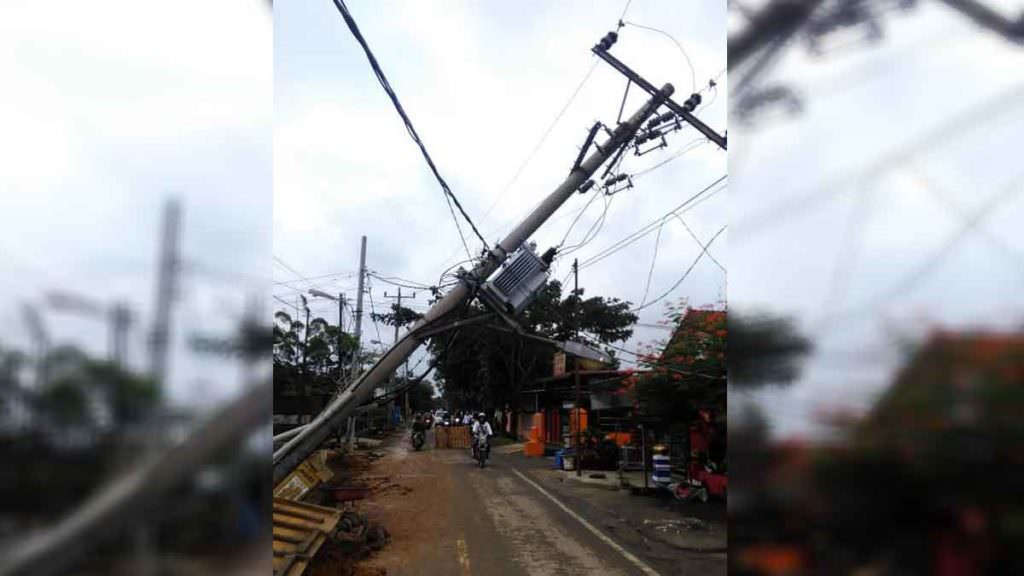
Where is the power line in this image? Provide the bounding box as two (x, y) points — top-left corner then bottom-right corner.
(815, 174), (1024, 329)
(273, 256), (316, 288)
(560, 192), (614, 257)
(632, 225), (727, 313)
(273, 295), (300, 315)
(557, 189), (603, 249)
(639, 222), (665, 308)
(434, 59), (603, 272)
(330, 0), (487, 260)
(578, 174), (727, 270)
(670, 213), (726, 272)
(273, 270), (356, 287)
(621, 20), (697, 94)
(631, 137), (708, 180)
(734, 80), (1024, 244)
(364, 282), (385, 351)
(618, 0), (634, 24)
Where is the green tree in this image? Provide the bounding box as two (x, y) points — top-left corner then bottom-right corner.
(429, 280), (636, 413)
(29, 344), (160, 433)
(370, 304), (423, 330)
(628, 302), (727, 421)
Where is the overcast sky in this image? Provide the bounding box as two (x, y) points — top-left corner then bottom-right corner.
(730, 1), (1024, 438)
(274, 0), (728, 378)
(0, 1), (272, 407)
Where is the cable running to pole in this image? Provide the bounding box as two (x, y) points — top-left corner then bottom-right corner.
(330, 0), (488, 259)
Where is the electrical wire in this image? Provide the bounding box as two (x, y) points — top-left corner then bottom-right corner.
(631, 138), (708, 180)
(274, 270), (356, 287)
(632, 225), (727, 313)
(330, 0), (487, 260)
(364, 282), (386, 351)
(621, 20), (697, 94)
(670, 213), (726, 272)
(556, 189), (603, 249)
(367, 271), (433, 291)
(273, 256), (316, 288)
(638, 223), (665, 308)
(578, 174), (727, 271)
(560, 191), (614, 257)
(434, 60), (602, 271)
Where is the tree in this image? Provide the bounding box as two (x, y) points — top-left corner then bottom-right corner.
(272, 309), (358, 396)
(627, 301), (727, 422)
(370, 303), (423, 330)
(20, 344), (161, 435)
(428, 280), (637, 413)
(728, 310), (812, 388)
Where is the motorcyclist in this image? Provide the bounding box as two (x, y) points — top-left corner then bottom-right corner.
(471, 412), (493, 460)
(410, 412), (427, 450)
(411, 412), (427, 433)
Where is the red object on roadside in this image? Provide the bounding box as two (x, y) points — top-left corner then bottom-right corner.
(693, 469), (727, 497)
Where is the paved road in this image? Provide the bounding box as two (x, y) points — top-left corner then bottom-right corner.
(354, 429), (724, 576)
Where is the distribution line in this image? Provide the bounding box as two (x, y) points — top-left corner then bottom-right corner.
(621, 20), (697, 94)
(330, 0), (487, 260)
(274, 270), (356, 286)
(435, 60), (602, 271)
(638, 223), (665, 308)
(733, 79), (1024, 243)
(633, 224), (727, 312)
(578, 174), (727, 270)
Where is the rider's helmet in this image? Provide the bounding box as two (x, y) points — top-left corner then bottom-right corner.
(477, 412), (485, 421)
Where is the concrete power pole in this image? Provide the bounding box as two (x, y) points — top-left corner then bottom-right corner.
(338, 293), (345, 382)
(139, 197), (181, 575)
(149, 198), (181, 393)
(573, 258), (582, 477)
(351, 236), (367, 380)
(274, 85), (674, 485)
(346, 236), (367, 443)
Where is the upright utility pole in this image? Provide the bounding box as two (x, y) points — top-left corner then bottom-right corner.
(274, 85), (674, 485)
(338, 293), (346, 381)
(140, 197), (181, 576)
(385, 287), (417, 424)
(351, 236), (367, 380)
(109, 303), (131, 369)
(149, 198), (181, 392)
(573, 258), (582, 477)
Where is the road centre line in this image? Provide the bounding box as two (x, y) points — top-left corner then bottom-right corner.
(456, 536), (472, 576)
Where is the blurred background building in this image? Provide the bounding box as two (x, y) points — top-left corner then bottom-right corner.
(729, 1), (1024, 574)
(0, 1), (272, 574)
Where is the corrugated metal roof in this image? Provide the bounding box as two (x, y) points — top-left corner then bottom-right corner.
(272, 497), (342, 576)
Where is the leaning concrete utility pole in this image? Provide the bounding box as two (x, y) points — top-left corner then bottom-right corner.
(274, 85), (674, 485)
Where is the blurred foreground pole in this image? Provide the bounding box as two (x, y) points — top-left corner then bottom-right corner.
(0, 380), (272, 576)
(149, 197), (181, 390)
(273, 85), (674, 485)
(138, 197), (182, 574)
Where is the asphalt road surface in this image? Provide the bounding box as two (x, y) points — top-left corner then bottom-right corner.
(353, 429), (724, 576)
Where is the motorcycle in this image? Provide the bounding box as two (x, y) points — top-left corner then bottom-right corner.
(411, 428), (425, 451)
(472, 432), (490, 468)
